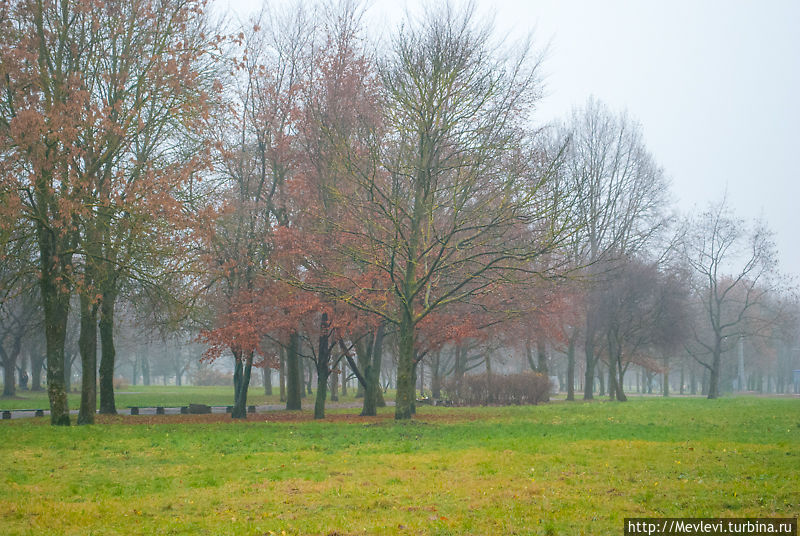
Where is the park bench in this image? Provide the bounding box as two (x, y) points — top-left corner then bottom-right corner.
(0, 404), (259, 419)
(1, 409), (46, 419)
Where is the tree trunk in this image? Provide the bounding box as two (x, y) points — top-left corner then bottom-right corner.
(285, 333), (301, 410)
(707, 344), (721, 399)
(1, 336), (22, 397)
(583, 334), (596, 400)
(232, 350), (253, 419)
(485, 353), (493, 403)
(262, 366), (272, 395)
(301, 358), (316, 398)
(340, 359), (348, 396)
(361, 324), (385, 416)
(295, 351), (304, 400)
(455, 343), (466, 381)
(525, 338), (536, 371)
(615, 359), (628, 402)
(605, 335), (625, 401)
(662, 354), (670, 397)
(431, 350), (441, 399)
(566, 334), (576, 401)
(701, 367), (708, 396)
(536, 339), (548, 375)
(376, 384), (386, 407)
(329, 368), (339, 401)
(355, 376), (365, 396)
(18, 353), (29, 391)
(355, 344), (365, 398)
(31, 353), (45, 391)
(582, 315), (597, 400)
(607, 359), (618, 401)
(409, 358), (417, 415)
(314, 364), (329, 419)
(98, 290), (117, 414)
(41, 258), (72, 425)
(395, 314), (415, 420)
(418, 359), (425, 395)
(2, 351), (16, 397)
(77, 293), (98, 425)
(597, 362), (605, 397)
(63, 351), (73, 392)
(142, 353), (151, 386)
(279, 348), (286, 402)
(314, 313), (331, 419)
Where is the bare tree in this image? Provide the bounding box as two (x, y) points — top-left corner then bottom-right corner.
(559, 98), (670, 400)
(682, 197), (778, 399)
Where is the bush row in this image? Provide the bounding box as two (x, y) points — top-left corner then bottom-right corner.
(191, 368), (233, 386)
(442, 372), (551, 406)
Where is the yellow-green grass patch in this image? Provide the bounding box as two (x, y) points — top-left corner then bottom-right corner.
(1, 397), (798, 535)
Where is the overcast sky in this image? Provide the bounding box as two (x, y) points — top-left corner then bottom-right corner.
(224, 0), (800, 278)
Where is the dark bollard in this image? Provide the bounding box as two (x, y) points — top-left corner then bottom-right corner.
(35, 409), (44, 417)
(130, 407), (139, 416)
(156, 407), (165, 415)
(188, 404), (211, 414)
(2, 411), (10, 420)
(180, 406), (188, 414)
(248, 405), (256, 414)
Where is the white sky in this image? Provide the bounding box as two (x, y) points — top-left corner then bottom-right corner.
(220, 0), (800, 278)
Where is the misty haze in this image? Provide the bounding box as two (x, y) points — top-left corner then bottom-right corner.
(1, 0), (797, 534)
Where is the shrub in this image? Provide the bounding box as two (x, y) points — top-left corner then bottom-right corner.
(113, 377), (129, 390)
(442, 372), (551, 406)
(190, 368), (233, 386)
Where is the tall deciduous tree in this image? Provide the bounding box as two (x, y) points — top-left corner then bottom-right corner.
(2, 0), (93, 424)
(559, 99), (669, 400)
(0, 0), (215, 424)
(683, 197), (778, 399)
(278, 3), (572, 420)
(85, 0), (215, 418)
(201, 4), (313, 418)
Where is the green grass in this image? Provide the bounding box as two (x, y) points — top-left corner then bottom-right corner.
(1, 397), (798, 535)
(0, 384), (371, 410)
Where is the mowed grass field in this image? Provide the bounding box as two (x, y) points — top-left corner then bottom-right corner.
(1, 397), (798, 536)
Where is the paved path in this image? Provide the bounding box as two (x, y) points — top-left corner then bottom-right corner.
(1, 401), (388, 420)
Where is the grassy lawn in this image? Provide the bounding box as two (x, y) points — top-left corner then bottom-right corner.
(0, 385), (371, 410)
(1, 397), (798, 535)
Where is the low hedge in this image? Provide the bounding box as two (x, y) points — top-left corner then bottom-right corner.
(442, 372), (551, 406)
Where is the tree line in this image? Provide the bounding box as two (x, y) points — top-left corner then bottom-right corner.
(1, 0), (797, 425)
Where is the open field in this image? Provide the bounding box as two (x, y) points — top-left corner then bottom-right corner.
(1, 397), (798, 535)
